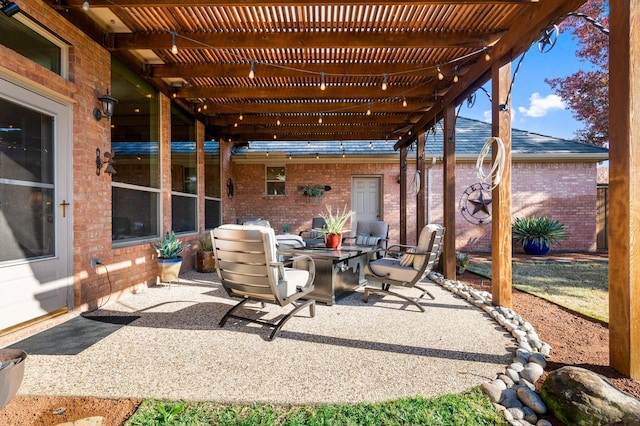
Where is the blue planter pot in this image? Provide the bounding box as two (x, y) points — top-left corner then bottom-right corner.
(523, 240), (550, 256)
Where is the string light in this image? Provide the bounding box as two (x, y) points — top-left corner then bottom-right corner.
(239, 112), (243, 120)
(234, 122), (238, 127)
(273, 134), (277, 139)
(276, 116), (281, 125)
(484, 49), (491, 61)
(366, 103), (372, 116)
(369, 141), (374, 150)
(318, 115), (323, 124)
(320, 72), (326, 91)
(437, 65), (444, 80)
(342, 150), (346, 158)
(82, 0), (89, 10)
(307, 140), (311, 147)
(171, 31), (178, 55)
(248, 59), (255, 79)
(381, 73), (388, 91)
(453, 67), (459, 83)
(402, 95), (407, 108)
(316, 153), (320, 159)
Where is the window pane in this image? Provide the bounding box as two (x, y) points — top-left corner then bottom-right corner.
(171, 104), (196, 194)
(111, 60), (160, 188)
(0, 14), (61, 75)
(172, 194), (197, 233)
(266, 166), (285, 180)
(0, 98), (54, 184)
(205, 198), (221, 230)
(112, 187), (159, 241)
(0, 184), (54, 261)
(204, 141), (220, 198)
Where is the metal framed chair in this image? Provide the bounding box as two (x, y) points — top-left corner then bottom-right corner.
(298, 217), (326, 247)
(211, 224), (316, 340)
(343, 220), (389, 254)
(363, 224), (445, 312)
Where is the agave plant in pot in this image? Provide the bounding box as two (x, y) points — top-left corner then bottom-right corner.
(315, 205), (354, 249)
(512, 215), (568, 255)
(153, 231), (186, 282)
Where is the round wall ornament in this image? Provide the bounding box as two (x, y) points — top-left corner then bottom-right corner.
(460, 183), (492, 225)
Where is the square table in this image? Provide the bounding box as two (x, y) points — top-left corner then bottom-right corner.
(279, 245), (374, 305)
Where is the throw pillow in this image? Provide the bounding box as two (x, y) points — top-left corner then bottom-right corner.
(400, 247), (415, 267)
(356, 235), (380, 246)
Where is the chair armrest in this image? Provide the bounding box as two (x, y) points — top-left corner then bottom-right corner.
(286, 254), (316, 290)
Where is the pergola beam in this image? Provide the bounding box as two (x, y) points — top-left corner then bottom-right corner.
(64, 0), (538, 6)
(110, 31), (502, 51)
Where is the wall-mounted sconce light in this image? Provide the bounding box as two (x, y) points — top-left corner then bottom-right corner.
(1, 0), (20, 17)
(93, 91), (118, 121)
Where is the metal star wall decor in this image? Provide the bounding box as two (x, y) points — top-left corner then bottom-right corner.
(460, 183), (492, 225)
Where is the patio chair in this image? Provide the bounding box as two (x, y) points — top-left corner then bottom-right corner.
(299, 217), (326, 247)
(363, 224), (445, 312)
(343, 220), (389, 255)
(211, 224), (316, 340)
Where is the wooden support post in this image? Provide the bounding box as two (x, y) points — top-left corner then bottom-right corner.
(400, 145), (408, 245)
(491, 62), (512, 308)
(417, 132), (426, 239)
(609, 0), (640, 379)
(442, 103), (456, 280)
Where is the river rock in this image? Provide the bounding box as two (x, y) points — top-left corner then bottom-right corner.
(520, 362), (544, 384)
(517, 386), (547, 414)
(540, 366), (640, 425)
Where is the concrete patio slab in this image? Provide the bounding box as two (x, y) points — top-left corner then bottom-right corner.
(8, 272), (515, 405)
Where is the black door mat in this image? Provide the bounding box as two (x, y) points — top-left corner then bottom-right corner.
(4, 315), (140, 355)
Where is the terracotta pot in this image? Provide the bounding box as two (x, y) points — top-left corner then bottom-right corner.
(196, 251), (216, 273)
(158, 257), (183, 282)
(324, 232), (342, 249)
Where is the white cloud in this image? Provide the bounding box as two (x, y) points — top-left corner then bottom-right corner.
(518, 93), (565, 118)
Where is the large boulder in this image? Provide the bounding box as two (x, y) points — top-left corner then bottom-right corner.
(540, 366), (640, 426)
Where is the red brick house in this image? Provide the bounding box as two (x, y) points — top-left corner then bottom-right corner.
(229, 117), (608, 251)
(0, 0), (622, 353)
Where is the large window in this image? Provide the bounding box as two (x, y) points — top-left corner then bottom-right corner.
(204, 137), (221, 230)
(171, 105), (197, 234)
(110, 59), (160, 243)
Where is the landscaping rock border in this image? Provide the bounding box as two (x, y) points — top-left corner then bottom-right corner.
(428, 271), (552, 426)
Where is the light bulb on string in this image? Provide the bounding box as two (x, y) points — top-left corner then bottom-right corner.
(366, 103), (372, 116)
(402, 96), (407, 108)
(171, 32), (178, 55)
(276, 116), (281, 126)
(248, 60), (255, 79)
(318, 115), (323, 124)
(320, 72), (326, 91)
(381, 73), (388, 91)
(437, 65), (444, 81)
(484, 49), (491, 61)
(82, 0), (89, 10)
(239, 112), (243, 121)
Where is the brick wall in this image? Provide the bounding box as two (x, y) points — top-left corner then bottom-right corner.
(227, 158), (598, 252)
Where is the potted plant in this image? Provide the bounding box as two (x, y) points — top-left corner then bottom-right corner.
(512, 215), (568, 255)
(195, 235), (216, 273)
(315, 205), (354, 249)
(281, 224), (291, 234)
(299, 185), (331, 203)
(153, 231), (186, 282)
(455, 251), (469, 275)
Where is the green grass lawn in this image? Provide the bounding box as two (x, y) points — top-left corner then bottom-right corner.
(126, 387), (508, 425)
(467, 260), (609, 323)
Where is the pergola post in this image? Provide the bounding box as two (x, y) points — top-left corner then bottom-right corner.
(609, 0), (640, 379)
(442, 103), (456, 280)
(416, 131), (426, 239)
(491, 61), (512, 308)
(400, 144), (408, 245)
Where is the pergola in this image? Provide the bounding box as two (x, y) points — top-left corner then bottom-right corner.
(44, 0), (640, 379)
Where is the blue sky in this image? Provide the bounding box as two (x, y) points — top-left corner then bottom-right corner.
(460, 28), (591, 141)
